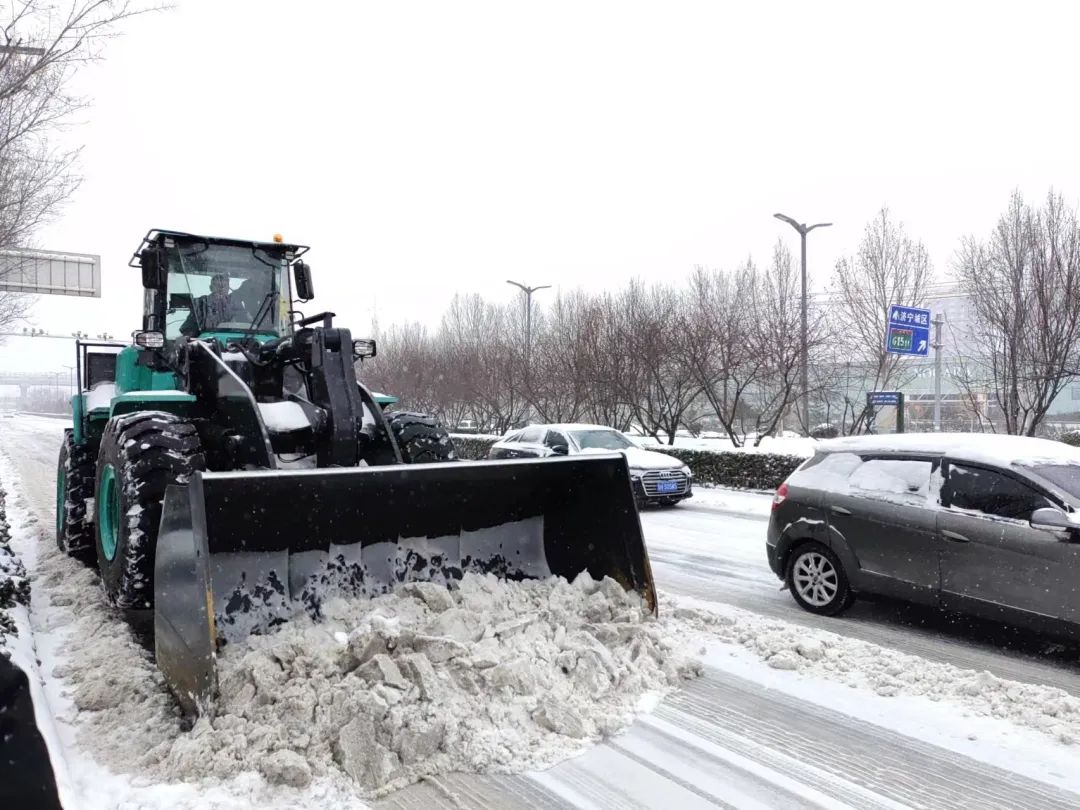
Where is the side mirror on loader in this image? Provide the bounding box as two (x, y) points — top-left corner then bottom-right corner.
(294, 261), (314, 301)
(140, 248), (167, 290)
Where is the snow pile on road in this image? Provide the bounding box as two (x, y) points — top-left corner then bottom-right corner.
(0, 482), (29, 641)
(667, 596), (1080, 746)
(58, 570), (700, 798)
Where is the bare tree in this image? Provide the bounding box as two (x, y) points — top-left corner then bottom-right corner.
(525, 290), (597, 423)
(359, 321), (442, 415)
(681, 244), (812, 446)
(830, 207), (933, 434)
(614, 281), (701, 444)
(681, 261), (756, 446)
(745, 241), (808, 442)
(577, 292), (636, 430)
(0, 1), (154, 332)
(953, 190), (1080, 435)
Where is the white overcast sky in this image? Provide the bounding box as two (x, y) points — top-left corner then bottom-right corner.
(4, 0), (1080, 376)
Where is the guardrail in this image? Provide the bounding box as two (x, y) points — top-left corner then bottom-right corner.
(13, 411), (69, 420)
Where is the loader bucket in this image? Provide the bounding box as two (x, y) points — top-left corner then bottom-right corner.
(154, 454), (654, 715)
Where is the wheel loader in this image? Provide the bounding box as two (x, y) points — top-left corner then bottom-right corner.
(56, 229), (655, 715)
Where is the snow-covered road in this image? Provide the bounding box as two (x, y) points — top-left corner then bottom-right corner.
(3, 414), (1080, 809)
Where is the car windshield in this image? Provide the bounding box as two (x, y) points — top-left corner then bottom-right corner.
(1029, 464), (1080, 499)
(165, 241), (289, 339)
(569, 429), (633, 450)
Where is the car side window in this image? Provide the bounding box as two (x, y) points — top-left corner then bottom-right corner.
(848, 458), (933, 500)
(518, 426), (543, 443)
(946, 463), (1054, 521)
(503, 431), (521, 443)
(544, 430), (568, 449)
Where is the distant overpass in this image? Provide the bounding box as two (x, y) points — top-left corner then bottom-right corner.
(0, 371), (73, 387)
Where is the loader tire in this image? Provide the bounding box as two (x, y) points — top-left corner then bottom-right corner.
(56, 429), (96, 564)
(386, 411), (458, 463)
(95, 412), (205, 609)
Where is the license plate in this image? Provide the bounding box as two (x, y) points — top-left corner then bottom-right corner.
(656, 480), (679, 494)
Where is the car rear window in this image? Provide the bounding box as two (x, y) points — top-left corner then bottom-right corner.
(788, 452), (862, 490)
(569, 429), (633, 450)
(518, 426), (544, 443)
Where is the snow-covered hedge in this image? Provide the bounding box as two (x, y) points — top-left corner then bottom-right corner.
(1059, 429), (1080, 447)
(655, 447), (804, 490)
(450, 435), (498, 460)
(448, 436), (805, 490)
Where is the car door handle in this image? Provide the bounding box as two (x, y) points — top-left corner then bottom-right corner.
(830, 505), (852, 516)
(941, 529), (970, 543)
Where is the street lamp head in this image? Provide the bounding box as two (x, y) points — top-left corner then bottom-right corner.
(773, 213), (801, 230)
(506, 280), (551, 295)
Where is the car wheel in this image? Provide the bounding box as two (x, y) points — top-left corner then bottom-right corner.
(785, 542), (854, 616)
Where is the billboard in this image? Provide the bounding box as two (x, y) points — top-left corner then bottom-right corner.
(0, 248), (101, 297)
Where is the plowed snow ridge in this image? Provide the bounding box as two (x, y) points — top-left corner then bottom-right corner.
(47, 555), (704, 797)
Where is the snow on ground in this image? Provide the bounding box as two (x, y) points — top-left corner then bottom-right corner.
(689, 484), (776, 515)
(5, 414), (1080, 808)
(694, 635), (1080, 798)
(668, 595), (1080, 748)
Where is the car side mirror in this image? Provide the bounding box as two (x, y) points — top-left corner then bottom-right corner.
(140, 248), (167, 290)
(293, 261), (314, 301)
(1030, 507), (1071, 531)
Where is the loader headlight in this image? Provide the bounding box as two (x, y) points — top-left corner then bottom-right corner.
(352, 338), (377, 359)
(134, 330), (165, 349)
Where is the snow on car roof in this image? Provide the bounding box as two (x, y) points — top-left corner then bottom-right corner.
(507, 423), (623, 434)
(819, 433), (1080, 468)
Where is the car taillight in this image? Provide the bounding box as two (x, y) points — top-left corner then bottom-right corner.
(772, 482), (788, 510)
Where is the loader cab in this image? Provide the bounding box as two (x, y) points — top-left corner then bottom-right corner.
(133, 230), (310, 344)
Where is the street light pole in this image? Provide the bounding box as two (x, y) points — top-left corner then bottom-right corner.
(506, 279), (551, 377)
(774, 213), (832, 435)
(506, 280), (551, 424)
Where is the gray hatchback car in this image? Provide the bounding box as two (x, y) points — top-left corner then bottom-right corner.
(766, 434), (1080, 641)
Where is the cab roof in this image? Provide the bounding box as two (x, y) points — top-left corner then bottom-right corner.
(129, 229), (309, 267)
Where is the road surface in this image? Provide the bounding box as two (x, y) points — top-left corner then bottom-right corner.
(3, 414), (1079, 809)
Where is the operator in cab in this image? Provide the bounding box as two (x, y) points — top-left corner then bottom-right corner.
(180, 273), (246, 336)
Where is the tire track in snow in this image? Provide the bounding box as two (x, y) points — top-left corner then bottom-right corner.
(662, 668), (1080, 810)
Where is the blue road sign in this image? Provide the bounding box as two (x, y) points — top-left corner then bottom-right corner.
(886, 304), (931, 356)
(868, 391), (901, 406)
